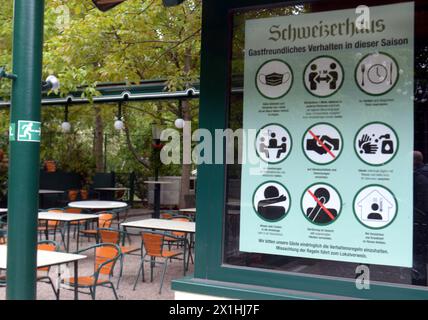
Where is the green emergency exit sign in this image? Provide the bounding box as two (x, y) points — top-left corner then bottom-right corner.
(17, 120), (41, 143)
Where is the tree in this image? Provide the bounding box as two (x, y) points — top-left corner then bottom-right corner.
(0, 0), (201, 207)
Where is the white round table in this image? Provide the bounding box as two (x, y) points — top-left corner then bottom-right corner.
(39, 190), (65, 209)
(39, 189), (64, 194)
(179, 208), (196, 213)
(68, 201), (128, 210)
(94, 187), (129, 191)
(143, 181), (173, 185)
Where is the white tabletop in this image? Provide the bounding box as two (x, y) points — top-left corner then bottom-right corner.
(0, 245), (86, 269)
(95, 187), (129, 191)
(179, 208), (196, 213)
(68, 201), (128, 209)
(121, 218), (195, 233)
(0, 209), (7, 213)
(39, 212), (99, 222)
(144, 181), (172, 185)
(39, 189), (64, 194)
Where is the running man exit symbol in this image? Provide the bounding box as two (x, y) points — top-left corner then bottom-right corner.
(9, 123), (15, 141)
(17, 120), (41, 142)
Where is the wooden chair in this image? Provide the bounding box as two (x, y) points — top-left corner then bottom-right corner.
(64, 207), (87, 238)
(0, 215), (7, 245)
(97, 228), (140, 289)
(63, 243), (121, 300)
(38, 208), (65, 243)
(133, 231), (183, 294)
(0, 240), (60, 298)
(37, 240), (61, 299)
(164, 216), (194, 266)
(78, 212), (115, 243)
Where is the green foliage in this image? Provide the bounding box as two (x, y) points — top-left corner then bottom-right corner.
(0, 0), (201, 198)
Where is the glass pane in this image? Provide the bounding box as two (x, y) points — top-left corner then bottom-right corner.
(224, 0), (428, 288)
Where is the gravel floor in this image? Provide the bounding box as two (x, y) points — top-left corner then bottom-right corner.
(0, 215), (194, 300)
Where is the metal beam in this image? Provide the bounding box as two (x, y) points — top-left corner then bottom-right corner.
(6, 0), (45, 300)
(0, 82), (201, 109)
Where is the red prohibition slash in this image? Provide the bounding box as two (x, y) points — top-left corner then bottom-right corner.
(308, 130), (336, 159)
(307, 189), (335, 221)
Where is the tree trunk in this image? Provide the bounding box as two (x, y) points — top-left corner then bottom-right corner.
(93, 105), (104, 173)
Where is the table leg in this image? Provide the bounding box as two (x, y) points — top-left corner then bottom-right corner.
(154, 184), (161, 219)
(186, 234), (193, 269)
(74, 260), (78, 300)
(122, 226), (127, 246)
(77, 220), (80, 251)
(45, 220), (49, 240)
(66, 222), (71, 252)
(96, 219), (100, 243)
(183, 235), (187, 276)
(57, 265), (61, 300)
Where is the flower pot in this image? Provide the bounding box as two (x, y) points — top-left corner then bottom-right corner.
(80, 189), (89, 200)
(68, 189), (79, 201)
(44, 160), (57, 173)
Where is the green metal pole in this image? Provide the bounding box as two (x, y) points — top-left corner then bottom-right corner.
(6, 0), (45, 300)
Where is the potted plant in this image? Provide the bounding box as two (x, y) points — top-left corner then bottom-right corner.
(80, 176), (93, 200)
(44, 160), (57, 172)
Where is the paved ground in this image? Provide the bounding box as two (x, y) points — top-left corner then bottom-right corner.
(0, 210), (194, 300)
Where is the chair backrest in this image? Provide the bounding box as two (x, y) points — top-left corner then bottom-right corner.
(170, 216), (191, 238)
(38, 240), (58, 251)
(98, 228), (121, 245)
(99, 213), (114, 228)
(65, 207), (82, 214)
(37, 240), (59, 272)
(94, 244), (120, 276)
(160, 212), (173, 219)
(47, 208), (64, 226)
(116, 190), (125, 200)
(68, 189), (79, 201)
(142, 232), (164, 257)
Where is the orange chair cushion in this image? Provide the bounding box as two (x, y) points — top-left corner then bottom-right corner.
(120, 246), (139, 254)
(149, 249), (182, 258)
(80, 229), (97, 235)
(65, 276), (110, 286)
(164, 236), (185, 242)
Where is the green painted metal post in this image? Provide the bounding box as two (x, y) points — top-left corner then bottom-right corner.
(6, 0), (45, 300)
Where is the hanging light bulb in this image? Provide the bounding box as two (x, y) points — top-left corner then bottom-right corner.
(175, 118), (185, 129)
(114, 118), (124, 131)
(61, 121), (71, 133)
(61, 104), (71, 133)
(114, 102), (124, 131)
